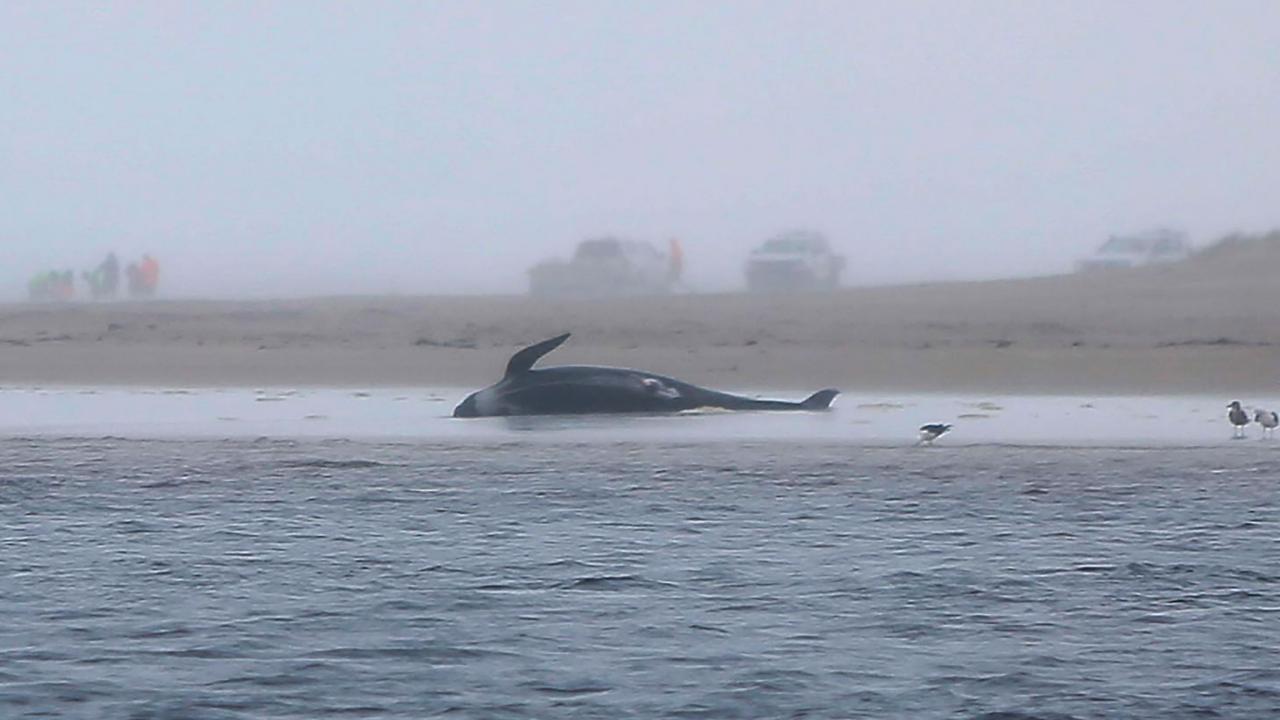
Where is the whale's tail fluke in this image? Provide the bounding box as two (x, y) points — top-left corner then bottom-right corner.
(800, 389), (840, 410)
(701, 387), (840, 411)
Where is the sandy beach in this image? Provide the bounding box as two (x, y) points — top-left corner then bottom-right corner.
(2, 242), (1279, 395)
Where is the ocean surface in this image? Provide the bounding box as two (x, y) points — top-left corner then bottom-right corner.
(3, 388), (1279, 718)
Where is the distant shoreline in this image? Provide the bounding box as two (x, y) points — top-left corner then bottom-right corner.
(2, 260), (1278, 395)
(0, 344), (1268, 396)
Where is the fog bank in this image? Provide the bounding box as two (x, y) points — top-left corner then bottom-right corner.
(4, 2), (1278, 299)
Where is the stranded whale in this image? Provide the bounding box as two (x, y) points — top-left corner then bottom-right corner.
(453, 333), (839, 417)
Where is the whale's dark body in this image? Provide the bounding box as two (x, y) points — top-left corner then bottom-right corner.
(453, 333), (839, 417)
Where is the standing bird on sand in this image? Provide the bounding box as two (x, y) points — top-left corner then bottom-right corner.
(918, 423), (952, 445)
(1228, 401), (1250, 439)
(1254, 409), (1278, 439)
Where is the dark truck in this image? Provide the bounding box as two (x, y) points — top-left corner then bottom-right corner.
(529, 237), (674, 297)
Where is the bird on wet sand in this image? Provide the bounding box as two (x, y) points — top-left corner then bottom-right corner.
(1228, 401), (1250, 439)
(918, 423), (952, 445)
(1254, 409), (1278, 439)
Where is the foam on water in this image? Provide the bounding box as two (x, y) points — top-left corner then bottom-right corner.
(0, 386), (1267, 446)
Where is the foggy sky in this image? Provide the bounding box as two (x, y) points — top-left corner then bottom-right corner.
(3, 1), (1279, 299)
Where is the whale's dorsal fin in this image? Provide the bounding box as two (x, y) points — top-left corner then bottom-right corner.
(505, 333), (571, 377)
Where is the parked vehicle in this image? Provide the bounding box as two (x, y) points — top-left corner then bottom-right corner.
(529, 237), (674, 296)
(745, 231), (844, 292)
(1075, 228), (1191, 272)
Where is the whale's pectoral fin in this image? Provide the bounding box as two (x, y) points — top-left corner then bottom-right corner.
(505, 332), (572, 377)
(800, 389), (840, 410)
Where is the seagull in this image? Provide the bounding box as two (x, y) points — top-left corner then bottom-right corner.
(1254, 409), (1278, 439)
(918, 423), (952, 445)
(1228, 401), (1250, 439)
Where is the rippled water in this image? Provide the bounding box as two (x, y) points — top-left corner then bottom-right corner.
(3, 437), (1279, 719)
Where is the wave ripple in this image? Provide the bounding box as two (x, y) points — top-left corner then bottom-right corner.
(2, 439), (1278, 718)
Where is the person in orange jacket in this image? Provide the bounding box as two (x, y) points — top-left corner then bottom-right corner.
(667, 237), (684, 284)
(139, 254), (160, 296)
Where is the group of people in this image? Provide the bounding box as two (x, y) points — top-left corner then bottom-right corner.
(28, 252), (160, 302)
(27, 270), (76, 302)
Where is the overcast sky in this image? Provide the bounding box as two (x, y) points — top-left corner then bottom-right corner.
(3, 1), (1278, 298)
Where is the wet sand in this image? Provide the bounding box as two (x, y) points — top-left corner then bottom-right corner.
(1, 250), (1278, 394)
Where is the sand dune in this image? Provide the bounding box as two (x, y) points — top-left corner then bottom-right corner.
(2, 242), (1279, 393)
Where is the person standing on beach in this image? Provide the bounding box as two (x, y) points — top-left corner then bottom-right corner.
(84, 252), (120, 299)
(667, 237), (685, 287)
(56, 270), (75, 300)
(126, 262), (143, 297)
(140, 254), (159, 296)
(101, 252), (119, 296)
(28, 271), (50, 301)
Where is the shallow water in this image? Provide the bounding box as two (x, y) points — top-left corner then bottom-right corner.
(3, 430), (1279, 718)
(0, 386), (1269, 446)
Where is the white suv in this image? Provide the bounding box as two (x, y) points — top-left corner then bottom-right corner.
(1076, 229), (1191, 272)
(745, 231), (845, 292)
